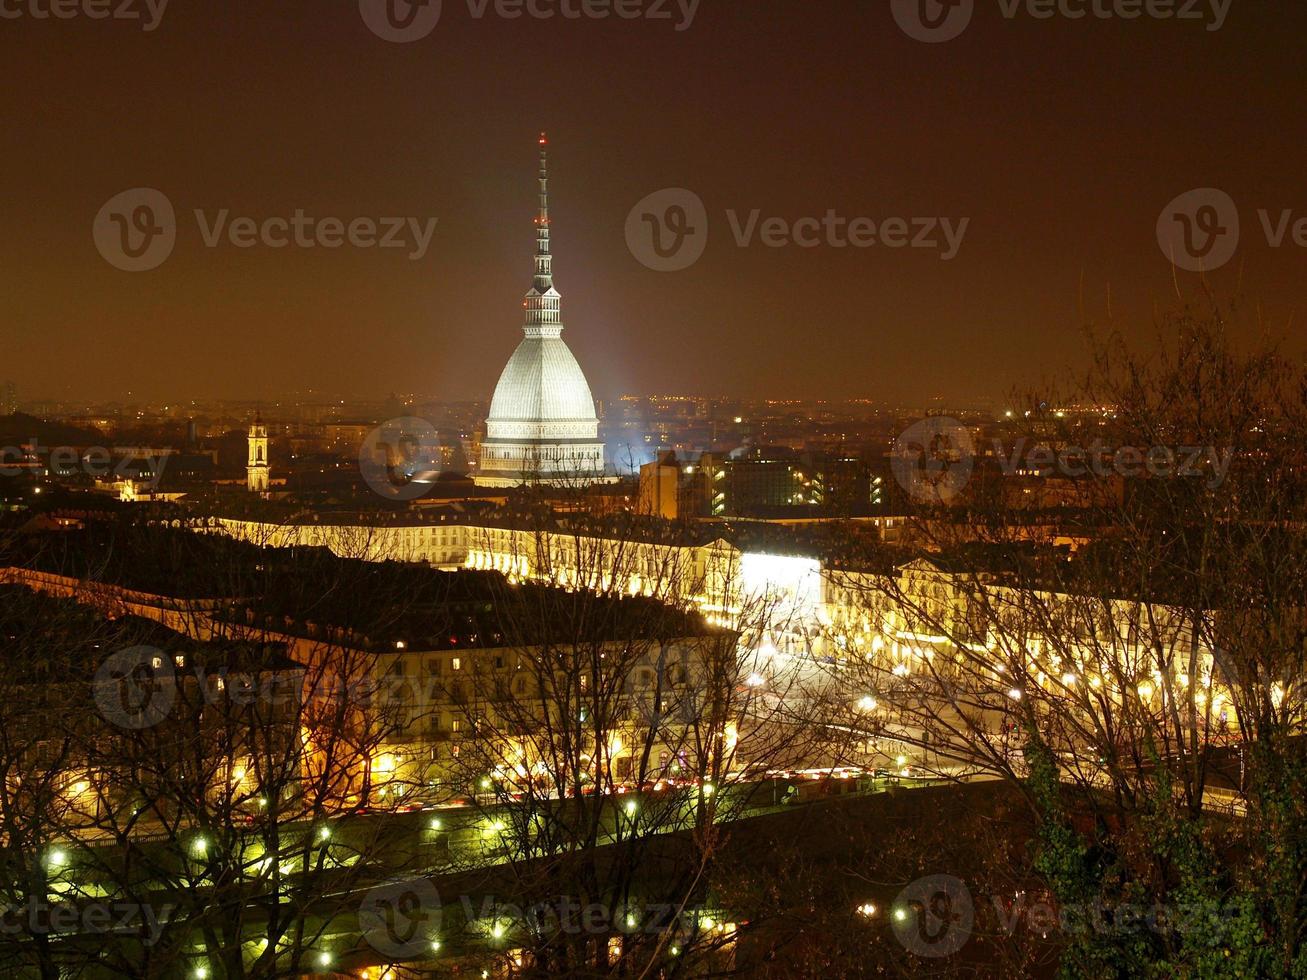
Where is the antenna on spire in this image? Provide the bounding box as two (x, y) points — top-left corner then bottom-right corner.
(524, 132), (561, 337)
(536, 132), (550, 236)
(533, 132), (552, 283)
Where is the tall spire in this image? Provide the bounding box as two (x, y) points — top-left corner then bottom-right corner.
(535, 132), (551, 290)
(523, 132), (562, 339)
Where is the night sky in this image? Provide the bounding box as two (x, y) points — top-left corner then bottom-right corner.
(4, 0), (1305, 407)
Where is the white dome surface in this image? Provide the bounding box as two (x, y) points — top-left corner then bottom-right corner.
(488, 336), (599, 424)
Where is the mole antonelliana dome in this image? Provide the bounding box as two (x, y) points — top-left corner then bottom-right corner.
(475, 135), (609, 488)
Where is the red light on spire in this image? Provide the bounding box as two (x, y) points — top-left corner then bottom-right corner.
(539, 132), (548, 145)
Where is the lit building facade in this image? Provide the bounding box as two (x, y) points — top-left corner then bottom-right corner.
(204, 514), (1237, 739)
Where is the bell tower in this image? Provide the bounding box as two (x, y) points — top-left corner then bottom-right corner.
(247, 413), (270, 493)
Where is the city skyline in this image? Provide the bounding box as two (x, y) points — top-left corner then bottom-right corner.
(8, 5), (1307, 979)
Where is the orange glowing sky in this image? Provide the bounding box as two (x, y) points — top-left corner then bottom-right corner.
(4, 1), (1305, 406)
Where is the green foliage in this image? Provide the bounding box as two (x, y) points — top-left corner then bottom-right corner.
(1021, 734), (1284, 979)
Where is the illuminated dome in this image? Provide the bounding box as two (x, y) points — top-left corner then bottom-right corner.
(487, 331), (600, 427)
(476, 136), (610, 489)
